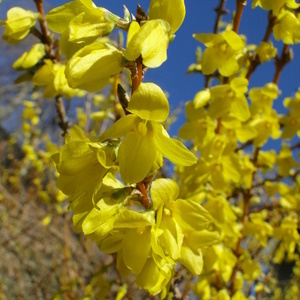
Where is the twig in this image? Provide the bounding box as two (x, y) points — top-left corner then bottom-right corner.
(273, 44), (291, 84)
(233, 0), (247, 33)
(215, 117), (222, 134)
(246, 12), (277, 80)
(213, 0), (228, 34)
(55, 96), (70, 136)
(291, 141), (300, 150)
(33, 0), (53, 58)
(136, 179), (152, 210)
(235, 139), (253, 152)
(131, 56), (144, 95)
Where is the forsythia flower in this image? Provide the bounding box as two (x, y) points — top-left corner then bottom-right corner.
(255, 41), (277, 63)
(52, 126), (116, 210)
(125, 20), (169, 68)
(281, 89), (300, 139)
(193, 30), (244, 76)
(250, 110), (281, 147)
(46, 0), (117, 58)
(209, 77), (250, 122)
(249, 82), (280, 116)
(1, 7), (39, 44)
(99, 82), (197, 183)
(273, 216), (300, 263)
(273, 10), (300, 44)
(94, 178), (217, 295)
(151, 179), (218, 275)
(179, 98), (216, 148)
(252, 0), (300, 16)
(12, 43), (45, 70)
(276, 146), (298, 177)
(102, 210), (175, 295)
(32, 59), (78, 98)
(65, 42), (124, 92)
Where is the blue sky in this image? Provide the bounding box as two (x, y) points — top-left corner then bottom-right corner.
(1, 0), (300, 137)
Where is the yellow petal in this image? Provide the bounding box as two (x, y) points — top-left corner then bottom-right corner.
(118, 131), (156, 183)
(128, 82), (169, 122)
(66, 42), (124, 92)
(126, 20), (169, 68)
(149, 0), (186, 34)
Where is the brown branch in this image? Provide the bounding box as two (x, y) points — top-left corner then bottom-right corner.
(291, 141), (300, 150)
(213, 0), (228, 34)
(136, 176), (153, 210)
(131, 56), (144, 95)
(249, 201), (280, 214)
(55, 96), (70, 136)
(30, 26), (43, 40)
(273, 44), (291, 84)
(233, 0), (247, 33)
(215, 117), (222, 134)
(235, 139), (253, 152)
(33, 0), (53, 58)
(246, 12), (277, 80)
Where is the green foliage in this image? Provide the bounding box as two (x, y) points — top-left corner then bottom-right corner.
(1, 0), (300, 299)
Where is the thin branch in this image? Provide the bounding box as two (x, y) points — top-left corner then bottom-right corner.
(246, 12), (277, 80)
(233, 0), (247, 33)
(249, 201), (280, 214)
(215, 117), (222, 134)
(235, 139), (253, 152)
(273, 44), (291, 84)
(136, 176), (153, 210)
(33, 0), (53, 58)
(213, 0), (228, 34)
(30, 26), (43, 40)
(291, 141), (300, 150)
(55, 96), (70, 136)
(131, 56), (144, 95)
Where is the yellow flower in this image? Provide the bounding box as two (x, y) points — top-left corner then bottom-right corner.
(53, 126), (116, 208)
(46, 0), (118, 58)
(32, 59), (77, 98)
(125, 20), (169, 68)
(2, 7), (39, 44)
(194, 31), (244, 76)
(99, 82), (196, 183)
(151, 179), (218, 275)
(13, 43), (45, 70)
(65, 42), (124, 92)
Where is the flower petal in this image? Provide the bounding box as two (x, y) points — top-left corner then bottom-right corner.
(119, 131), (156, 183)
(149, 0), (185, 34)
(150, 178), (179, 210)
(122, 228), (151, 274)
(128, 82), (169, 122)
(153, 123), (197, 166)
(98, 115), (138, 141)
(179, 245), (203, 275)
